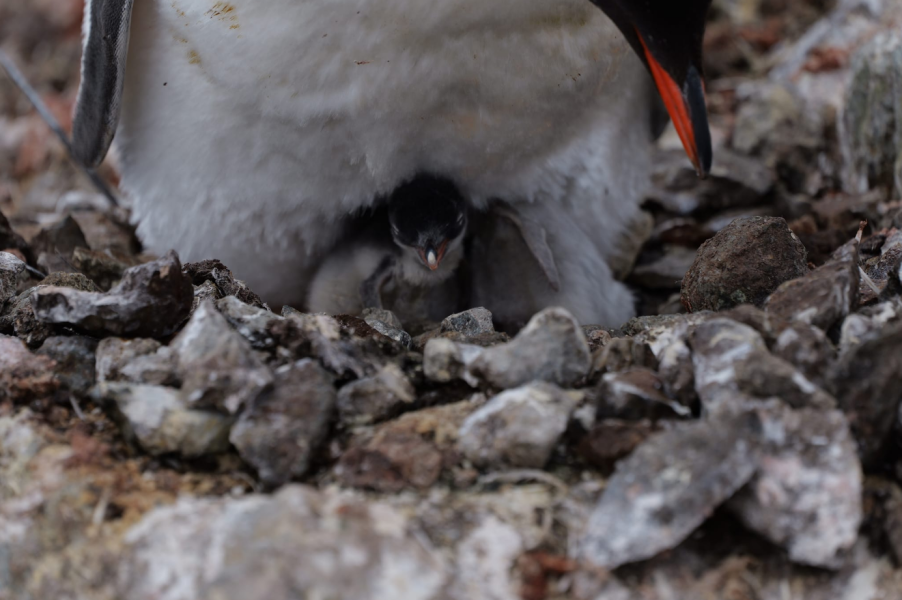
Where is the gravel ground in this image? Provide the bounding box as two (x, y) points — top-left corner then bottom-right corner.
(3, 0), (902, 598)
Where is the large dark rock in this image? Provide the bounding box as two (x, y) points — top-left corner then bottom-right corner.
(230, 360), (336, 486)
(681, 217), (808, 313)
(31, 251), (194, 338)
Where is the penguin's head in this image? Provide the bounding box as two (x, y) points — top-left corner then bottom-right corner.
(388, 175), (468, 272)
(592, 0), (713, 178)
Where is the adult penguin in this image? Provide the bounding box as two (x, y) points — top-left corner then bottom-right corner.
(73, 0), (712, 325)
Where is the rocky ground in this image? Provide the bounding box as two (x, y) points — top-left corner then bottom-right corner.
(3, 0), (902, 598)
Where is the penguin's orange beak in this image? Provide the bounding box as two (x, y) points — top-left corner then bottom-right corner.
(636, 33), (711, 178)
(418, 240), (449, 271)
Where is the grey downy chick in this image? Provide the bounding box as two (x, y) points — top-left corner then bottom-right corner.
(306, 175), (468, 321)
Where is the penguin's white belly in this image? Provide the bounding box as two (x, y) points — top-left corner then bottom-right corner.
(119, 0), (652, 320)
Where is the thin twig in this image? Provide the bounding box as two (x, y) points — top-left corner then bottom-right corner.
(0, 49), (120, 207)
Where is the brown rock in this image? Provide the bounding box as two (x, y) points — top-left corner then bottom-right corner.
(681, 217), (808, 313)
(0, 335), (59, 402)
(578, 419), (656, 474)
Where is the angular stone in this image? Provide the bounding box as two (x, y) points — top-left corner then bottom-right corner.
(772, 321), (836, 388)
(93, 382), (232, 457)
(336, 363), (415, 426)
(597, 368), (692, 421)
(182, 259), (267, 309)
(363, 310), (412, 348)
(839, 299), (902, 352)
(35, 335), (97, 397)
(580, 414), (759, 569)
(215, 295), (280, 349)
(831, 322), (902, 465)
(458, 382), (581, 469)
(0, 251), (25, 306)
(361, 307), (404, 331)
(95, 337), (178, 386)
(0, 335), (58, 402)
(230, 360), (336, 486)
(170, 301), (272, 414)
(766, 238), (860, 332)
(729, 404), (862, 569)
(119, 486), (447, 600)
(680, 217), (808, 312)
(441, 307), (495, 337)
(467, 308), (591, 389)
(31, 251), (194, 338)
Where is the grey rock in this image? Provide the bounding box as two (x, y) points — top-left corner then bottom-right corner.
(458, 382), (581, 469)
(423, 338), (485, 386)
(441, 307), (495, 337)
(839, 299), (902, 351)
(831, 321), (902, 465)
(35, 336), (97, 397)
(691, 318), (834, 414)
(191, 279), (221, 311)
(337, 363), (415, 426)
(182, 259), (267, 309)
(170, 301), (272, 413)
(95, 337), (178, 386)
(119, 485), (447, 600)
(0, 251), (25, 306)
(467, 307), (591, 389)
(592, 337), (658, 376)
(729, 404), (862, 568)
(215, 295), (280, 349)
(766, 238), (860, 332)
(364, 313), (412, 348)
(362, 307), (404, 331)
(597, 368), (692, 421)
(1, 273), (100, 347)
(230, 359), (336, 486)
(94, 382), (232, 457)
(70, 247), (132, 291)
(681, 217), (808, 313)
(772, 322), (836, 388)
(31, 251), (194, 338)
(840, 33), (902, 199)
(580, 414), (759, 569)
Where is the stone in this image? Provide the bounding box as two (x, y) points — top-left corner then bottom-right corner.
(579, 414), (759, 569)
(840, 32), (902, 199)
(830, 321), (902, 465)
(70, 246), (132, 291)
(1, 273), (100, 347)
(95, 337), (178, 386)
(691, 318), (835, 414)
(215, 295), (280, 349)
(0, 251), (25, 306)
(681, 217), (808, 313)
(335, 399), (479, 492)
(361, 307), (404, 330)
(363, 309), (412, 348)
(441, 307), (495, 337)
(182, 259), (267, 309)
(597, 368), (692, 421)
(0, 335), (59, 402)
(35, 335), (97, 397)
(170, 301), (272, 414)
(766, 238), (860, 332)
(729, 404), (862, 569)
(423, 338), (484, 386)
(467, 307), (591, 389)
(93, 382), (232, 457)
(31, 251), (194, 338)
(458, 382), (581, 469)
(29, 215), (88, 260)
(860, 246), (902, 304)
(230, 360), (336, 486)
(577, 419), (656, 474)
(118, 486), (447, 600)
(336, 363), (415, 426)
(772, 321), (836, 388)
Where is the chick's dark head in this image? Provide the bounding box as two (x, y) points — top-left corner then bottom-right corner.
(388, 175), (467, 271)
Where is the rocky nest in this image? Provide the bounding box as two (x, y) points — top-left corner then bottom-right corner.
(4, 0), (902, 598)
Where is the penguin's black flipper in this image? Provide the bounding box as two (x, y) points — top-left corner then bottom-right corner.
(72, 0), (136, 168)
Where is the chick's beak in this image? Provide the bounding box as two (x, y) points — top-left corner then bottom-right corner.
(418, 240), (449, 271)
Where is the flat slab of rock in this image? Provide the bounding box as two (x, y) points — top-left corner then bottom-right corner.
(230, 359), (336, 486)
(729, 404), (861, 568)
(458, 382), (581, 469)
(119, 485), (447, 600)
(425, 307), (591, 390)
(681, 217), (808, 312)
(580, 414), (759, 569)
(31, 250), (194, 338)
(94, 382), (232, 457)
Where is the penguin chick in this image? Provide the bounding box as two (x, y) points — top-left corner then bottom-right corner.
(307, 175), (467, 319)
